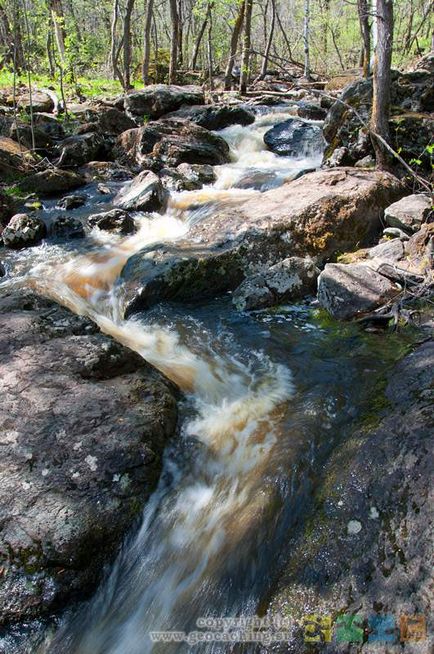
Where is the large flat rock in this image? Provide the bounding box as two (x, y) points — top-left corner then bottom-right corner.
(120, 168), (404, 315)
(0, 291), (177, 625)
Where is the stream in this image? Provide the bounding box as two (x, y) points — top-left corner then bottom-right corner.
(0, 110), (414, 653)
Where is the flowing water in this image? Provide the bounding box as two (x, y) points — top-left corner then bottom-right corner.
(0, 111), (412, 653)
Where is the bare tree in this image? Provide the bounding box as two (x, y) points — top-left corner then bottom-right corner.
(303, 0), (310, 79)
(240, 0), (253, 94)
(168, 0), (179, 83)
(142, 0), (154, 84)
(224, 0), (245, 90)
(371, 0), (394, 170)
(357, 0), (371, 77)
(259, 0), (276, 79)
(123, 0), (136, 89)
(110, 0), (124, 85)
(47, 0), (66, 65)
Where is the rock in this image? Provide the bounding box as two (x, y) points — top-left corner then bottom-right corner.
(56, 194), (87, 210)
(263, 118), (324, 157)
(1, 213), (46, 249)
(367, 238), (404, 262)
(57, 132), (107, 167)
(120, 168), (404, 315)
(233, 257), (319, 311)
(296, 100), (327, 120)
(0, 290), (177, 625)
(383, 226), (410, 240)
(0, 136), (36, 176)
(79, 161), (133, 182)
(87, 208), (136, 235)
(9, 122), (54, 151)
(124, 84), (204, 119)
(266, 340), (434, 649)
(33, 113), (65, 140)
(19, 168), (86, 195)
(354, 154), (375, 168)
(114, 118), (230, 170)
(49, 216), (85, 239)
(0, 191), (14, 233)
(114, 170), (168, 212)
(405, 223), (434, 274)
(384, 193), (432, 233)
(17, 91), (54, 114)
(323, 71), (434, 169)
(165, 104), (255, 130)
(317, 262), (400, 320)
(93, 107), (136, 135)
(160, 163), (216, 192)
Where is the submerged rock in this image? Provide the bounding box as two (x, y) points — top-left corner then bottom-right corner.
(120, 168), (403, 315)
(114, 170), (168, 212)
(49, 215), (85, 239)
(385, 193), (432, 234)
(266, 340), (434, 649)
(159, 163), (216, 192)
(87, 208), (136, 235)
(56, 194), (87, 210)
(233, 257), (319, 311)
(0, 291), (177, 625)
(263, 118), (324, 157)
(1, 213), (46, 249)
(124, 84), (204, 119)
(114, 118), (230, 170)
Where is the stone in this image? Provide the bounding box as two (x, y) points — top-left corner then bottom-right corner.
(296, 100), (327, 120)
(165, 104), (255, 130)
(0, 290), (177, 625)
(383, 227), (410, 240)
(57, 132), (107, 167)
(119, 168), (404, 315)
(9, 122), (54, 151)
(0, 191), (14, 233)
(124, 84), (204, 119)
(159, 163), (216, 192)
(79, 161), (133, 182)
(19, 168), (86, 195)
(114, 170), (168, 212)
(87, 209), (136, 235)
(49, 216), (85, 239)
(317, 262), (400, 320)
(0, 136), (36, 176)
(33, 113), (65, 140)
(56, 194), (87, 210)
(93, 106), (136, 135)
(367, 238), (404, 262)
(114, 118), (230, 170)
(266, 340), (434, 649)
(1, 213), (46, 249)
(263, 118), (325, 157)
(354, 154), (375, 168)
(233, 256), (319, 311)
(384, 194), (432, 233)
(17, 91), (54, 114)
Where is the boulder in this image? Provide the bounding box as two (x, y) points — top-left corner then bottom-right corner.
(1, 213), (46, 249)
(233, 257), (319, 311)
(384, 193), (432, 233)
(56, 194), (87, 210)
(49, 215), (85, 239)
(114, 170), (168, 212)
(124, 84), (204, 119)
(19, 168), (86, 195)
(17, 91), (54, 114)
(0, 191), (14, 233)
(296, 100), (327, 120)
(266, 340), (434, 650)
(263, 118), (324, 157)
(119, 168), (404, 315)
(165, 104), (255, 130)
(79, 161), (133, 182)
(0, 136), (36, 176)
(114, 118), (230, 170)
(159, 163), (216, 192)
(317, 262), (400, 320)
(93, 106), (136, 135)
(366, 238), (405, 262)
(87, 208), (136, 235)
(57, 132), (107, 167)
(0, 291), (177, 625)
(33, 113), (65, 140)
(9, 122), (54, 151)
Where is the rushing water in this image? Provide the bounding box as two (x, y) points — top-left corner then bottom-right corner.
(0, 111), (411, 653)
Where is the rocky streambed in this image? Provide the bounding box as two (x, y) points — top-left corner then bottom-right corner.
(0, 79), (433, 652)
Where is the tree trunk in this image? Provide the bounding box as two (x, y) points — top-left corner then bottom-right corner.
(371, 0), (393, 170)
(303, 0), (310, 79)
(259, 0), (275, 79)
(207, 3), (213, 90)
(123, 0), (136, 89)
(190, 13), (208, 70)
(0, 2), (14, 67)
(357, 0), (371, 77)
(142, 0), (154, 84)
(110, 0), (124, 85)
(239, 0), (253, 94)
(224, 0), (244, 90)
(168, 0), (179, 83)
(48, 0), (66, 65)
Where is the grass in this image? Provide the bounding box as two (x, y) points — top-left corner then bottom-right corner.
(0, 69), (142, 99)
